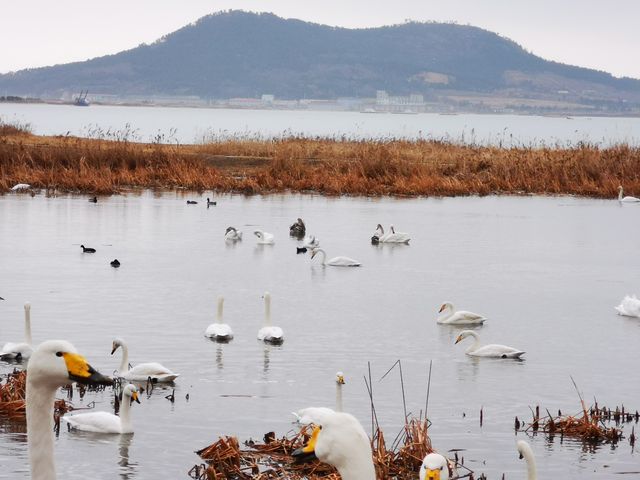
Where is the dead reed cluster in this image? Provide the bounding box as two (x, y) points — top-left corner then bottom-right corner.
(189, 418), (471, 480)
(2, 127), (640, 197)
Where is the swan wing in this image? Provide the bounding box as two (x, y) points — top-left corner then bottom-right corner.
(382, 233), (411, 243)
(328, 256), (361, 267)
(444, 311), (487, 324)
(622, 196), (640, 203)
(0, 342), (33, 359)
(258, 326), (284, 341)
(62, 411), (122, 434)
(205, 323), (234, 338)
(615, 295), (640, 317)
(469, 344), (525, 358)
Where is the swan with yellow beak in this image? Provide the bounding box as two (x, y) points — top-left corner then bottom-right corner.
(420, 452), (453, 480)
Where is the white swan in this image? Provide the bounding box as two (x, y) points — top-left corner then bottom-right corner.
(420, 453), (452, 480)
(437, 302), (487, 325)
(224, 226), (243, 241)
(371, 224), (410, 244)
(292, 407), (375, 480)
(254, 230), (275, 244)
(618, 186), (640, 203)
(455, 330), (525, 358)
(257, 292), (284, 344)
(11, 183), (31, 191)
(335, 372), (345, 412)
(517, 440), (537, 480)
(26, 339), (112, 480)
(205, 296), (234, 342)
(111, 338), (179, 382)
(302, 235), (320, 248)
(311, 248), (361, 267)
(62, 383), (140, 434)
(0, 302), (34, 360)
(615, 294), (640, 318)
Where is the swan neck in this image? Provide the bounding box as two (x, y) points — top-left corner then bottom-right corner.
(217, 298), (224, 324)
(119, 394), (133, 433)
(25, 305), (32, 345)
(466, 332), (481, 353)
(26, 377), (57, 480)
(619, 188), (623, 201)
(336, 382), (343, 412)
(118, 343), (129, 374)
(522, 447), (537, 480)
(335, 449), (376, 480)
(317, 249), (327, 265)
(264, 296), (271, 326)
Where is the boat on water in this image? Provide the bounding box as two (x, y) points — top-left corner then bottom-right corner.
(74, 90), (90, 106)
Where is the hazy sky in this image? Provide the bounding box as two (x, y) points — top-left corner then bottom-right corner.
(2, 1), (639, 78)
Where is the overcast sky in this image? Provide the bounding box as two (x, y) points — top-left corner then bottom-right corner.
(2, 1), (638, 78)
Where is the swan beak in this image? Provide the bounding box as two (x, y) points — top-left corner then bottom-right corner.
(63, 352), (113, 386)
(110, 344), (118, 355)
(310, 250), (317, 259)
(454, 335), (462, 344)
(438, 304), (446, 313)
(425, 469), (442, 480)
(292, 425), (321, 463)
(337, 375), (345, 384)
(519, 452), (524, 460)
(131, 391), (141, 405)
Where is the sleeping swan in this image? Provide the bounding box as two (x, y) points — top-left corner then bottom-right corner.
(292, 407), (375, 480)
(205, 296), (234, 342)
(455, 330), (525, 358)
(257, 292), (284, 344)
(111, 338), (179, 382)
(0, 302), (33, 360)
(63, 383), (140, 434)
(437, 302), (487, 325)
(225, 226), (242, 241)
(615, 295), (640, 318)
(26, 340), (112, 480)
(254, 230), (275, 244)
(618, 186), (640, 203)
(311, 248), (361, 267)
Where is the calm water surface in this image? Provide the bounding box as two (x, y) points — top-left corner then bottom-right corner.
(1, 102), (640, 146)
(0, 192), (639, 479)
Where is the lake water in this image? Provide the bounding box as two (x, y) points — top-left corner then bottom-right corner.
(0, 192), (638, 479)
(1, 102), (640, 147)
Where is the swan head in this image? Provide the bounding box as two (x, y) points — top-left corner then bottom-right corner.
(254, 231), (263, 239)
(375, 224), (384, 234)
(27, 340), (112, 388)
(454, 330), (475, 344)
(262, 291), (271, 300)
(24, 302), (31, 313)
(225, 226), (236, 234)
(336, 372), (345, 385)
(438, 302), (453, 313)
(122, 384), (141, 405)
(618, 185), (623, 191)
(111, 337), (125, 355)
(390, 225), (396, 233)
(420, 453), (450, 480)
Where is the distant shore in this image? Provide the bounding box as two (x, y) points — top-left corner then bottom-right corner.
(1, 124), (639, 198)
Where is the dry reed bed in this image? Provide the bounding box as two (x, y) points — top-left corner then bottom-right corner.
(2, 129), (640, 197)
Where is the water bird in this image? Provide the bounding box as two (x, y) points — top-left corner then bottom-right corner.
(111, 338), (179, 382)
(0, 302), (33, 360)
(207, 197), (217, 207)
(614, 294), (640, 317)
(335, 372), (345, 412)
(292, 407), (376, 480)
(618, 186), (640, 203)
(80, 245), (96, 253)
(11, 183), (31, 191)
(296, 247), (308, 254)
(420, 453), (453, 480)
(454, 330), (525, 358)
(302, 235), (320, 248)
(110, 259), (121, 268)
(257, 292), (284, 344)
(311, 248), (361, 267)
(225, 226), (243, 241)
(62, 384), (140, 434)
(25, 340), (112, 480)
(205, 296), (234, 342)
(254, 230), (275, 244)
(0, 296), (4, 300)
(372, 224), (411, 244)
(88, 196), (97, 203)
(186, 200), (198, 204)
(437, 302), (487, 325)
(517, 440), (537, 480)
(289, 218), (306, 237)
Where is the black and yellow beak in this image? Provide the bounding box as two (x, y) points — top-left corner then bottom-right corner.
(131, 391), (141, 405)
(425, 468), (442, 480)
(62, 352), (113, 386)
(292, 425), (321, 463)
(454, 335), (462, 344)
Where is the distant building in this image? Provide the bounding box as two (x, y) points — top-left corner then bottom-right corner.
(261, 94), (275, 104)
(376, 90), (390, 105)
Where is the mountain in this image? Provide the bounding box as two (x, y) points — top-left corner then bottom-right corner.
(1, 11), (638, 106)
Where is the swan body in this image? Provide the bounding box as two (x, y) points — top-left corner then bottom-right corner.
(26, 340), (112, 480)
(290, 218), (306, 237)
(292, 407), (375, 480)
(254, 230), (275, 244)
(0, 302), (33, 360)
(517, 440), (537, 480)
(62, 384), (140, 434)
(257, 292), (284, 344)
(420, 453), (452, 480)
(302, 235), (320, 248)
(205, 296), (234, 342)
(455, 330), (525, 358)
(615, 295), (640, 317)
(225, 226), (242, 241)
(11, 183), (31, 191)
(311, 248), (361, 267)
(111, 338), (179, 382)
(618, 186), (640, 203)
(437, 302), (487, 325)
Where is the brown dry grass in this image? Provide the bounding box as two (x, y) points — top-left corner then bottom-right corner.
(2, 127), (640, 197)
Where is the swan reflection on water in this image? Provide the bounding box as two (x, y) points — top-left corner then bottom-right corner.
(118, 434), (138, 480)
(216, 345), (224, 370)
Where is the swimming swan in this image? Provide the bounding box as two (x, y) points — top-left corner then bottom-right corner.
(11, 183), (31, 191)
(311, 248), (361, 267)
(26, 340), (112, 480)
(0, 302), (33, 360)
(292, 407), (375, 480)
(455, 330), (525, 358)
(205, 296), (234, 342)
(254, 230), (275, 244)
(437, 302), (487, 325)
(257, 292), (284, 344)
(62, 383), (140, 434)
(517, 440), (537, 480)
(420, 452), (453, 480)
(111, 338), (179, 382)
(371, 224), (410, 244)
(618, 186), (640, 203)
(225, 226), (243, 241)
(335, 372), (345, 412)
(615, 294), (640, 318)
